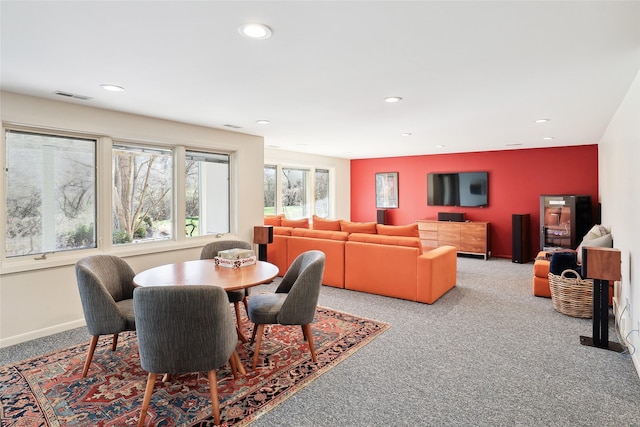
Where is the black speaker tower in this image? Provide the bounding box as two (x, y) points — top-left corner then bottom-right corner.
(512, 214), (530, 263)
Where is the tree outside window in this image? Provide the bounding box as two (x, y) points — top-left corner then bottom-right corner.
(263, 165), (276, 216)
(112, 144), (173, 244)
(315, 168), (329, 218)
(5, 130), (96, 257)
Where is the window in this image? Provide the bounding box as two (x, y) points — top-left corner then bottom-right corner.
(263, 164), (330, 219)
(3, 127), (235, 264)
(185, 150), (230, 237)
(263, 165), (276, 216)
(5, 130), (96, 257)
(112, 144), (173, 245)
(282, 167), (310, 219)
(315, 168), (329, 218)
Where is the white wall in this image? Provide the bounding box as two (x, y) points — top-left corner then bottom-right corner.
(0, 92), (266, 346)
(599, 69), (640, 375)
(265, 147), (351, 221)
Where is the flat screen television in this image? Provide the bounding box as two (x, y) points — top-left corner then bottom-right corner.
(427, 172), (488, 207)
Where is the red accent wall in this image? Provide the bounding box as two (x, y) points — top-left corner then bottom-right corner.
(350, 145), (599, 260)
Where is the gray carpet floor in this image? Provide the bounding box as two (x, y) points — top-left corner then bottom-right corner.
(2, 257), (639, 426)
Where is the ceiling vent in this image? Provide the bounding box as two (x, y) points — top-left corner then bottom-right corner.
(55, 91), (92, 101)
(223, 124), (243, 129)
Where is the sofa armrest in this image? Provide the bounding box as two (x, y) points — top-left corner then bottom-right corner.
(416, 245), (457, 304)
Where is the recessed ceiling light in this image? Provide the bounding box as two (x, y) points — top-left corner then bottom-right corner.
(384, 96), (403, 103)
(435, 145), (445, 148)
(238, 24), (272, 40)
(100, 84), (125, 92)
(401, 133), (412, 137)
(542, 137), (555, 140)
(256, 119), (270, 124)
(297, 144), (307, 147)
(534, 119), (550, 123)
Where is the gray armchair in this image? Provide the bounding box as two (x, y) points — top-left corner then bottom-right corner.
(133, 285), (239, 427)
(201, 240), (253, 342)
(248, 250), (326, 369)
(75, 255), (136, 378)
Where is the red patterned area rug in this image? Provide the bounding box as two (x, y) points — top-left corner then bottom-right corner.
(0, 307), (389, 426)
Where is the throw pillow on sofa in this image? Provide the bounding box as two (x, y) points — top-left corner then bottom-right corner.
(340, 221), (377, 234)
(376, 223), (419, 237)
(312, 215), (342, 231)
(281, 218), (310, 228)
(577, 232), (613, 264)
(264, 214), (284, 226)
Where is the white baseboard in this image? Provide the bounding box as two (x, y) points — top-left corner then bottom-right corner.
(0, 319), (86, 348)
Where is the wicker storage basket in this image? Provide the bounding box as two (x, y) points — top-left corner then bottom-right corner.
(548, 270), (594, 318)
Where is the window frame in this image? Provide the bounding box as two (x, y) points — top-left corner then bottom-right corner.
(1, 124), (236, 274)
(265, 163), (334, 220)
(2, 126), (100, 261)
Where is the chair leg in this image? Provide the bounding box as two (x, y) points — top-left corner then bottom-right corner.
(234, 302), (248, 343)
(231, 350), (246, 376)
(138, 372), (157, 427)
(250, 323), (258, 344)
(111, 333), (119, 351)
(228, 350), (246, 378)
(242, 296), (249, 317)
(252, 324), (266, 370)
(208, 370), (221, 426)
(81, 335), (99, 378)
(302, 324), (317, 363)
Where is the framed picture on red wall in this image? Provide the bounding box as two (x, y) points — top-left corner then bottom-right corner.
(375, 172), (398, 208)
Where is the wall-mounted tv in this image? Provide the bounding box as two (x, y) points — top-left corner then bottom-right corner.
(427, 172), (488, 207)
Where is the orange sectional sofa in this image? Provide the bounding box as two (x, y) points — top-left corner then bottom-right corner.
(263, 216), (457, 304)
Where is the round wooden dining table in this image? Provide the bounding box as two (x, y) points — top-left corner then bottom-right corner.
(133, 259), (279, 290)
(133, 259), (279, 353)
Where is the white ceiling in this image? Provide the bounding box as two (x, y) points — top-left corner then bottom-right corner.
(1, 1), (639, 159)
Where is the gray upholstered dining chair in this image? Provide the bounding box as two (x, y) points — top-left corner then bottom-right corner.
(248, 250), (326, 369)
(75, 255), (137, 378)
(133, 285), (239, 427)
(201, 239), (253, 341)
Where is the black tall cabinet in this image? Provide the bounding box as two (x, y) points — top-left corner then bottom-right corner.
(540, 195), (592, 251)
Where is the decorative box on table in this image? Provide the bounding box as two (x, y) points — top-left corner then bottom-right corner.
(214, 248), (256, 268)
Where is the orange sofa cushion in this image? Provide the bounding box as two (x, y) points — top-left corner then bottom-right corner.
(348, 233), (423, 255)
(266, 234), (288, 276)
(273, 226), (293, 236)
(291, 228), (348, 241)
(345, 241), (419, 301)
(264, 215), (284, 226)
(287, 230), (347, 288)
(281, 218), (309, 228)
(340, 221), (377, 234)
(312, 215), (342, 231)
(376, 223), (419, 238)
(417, 246), (457, 304)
